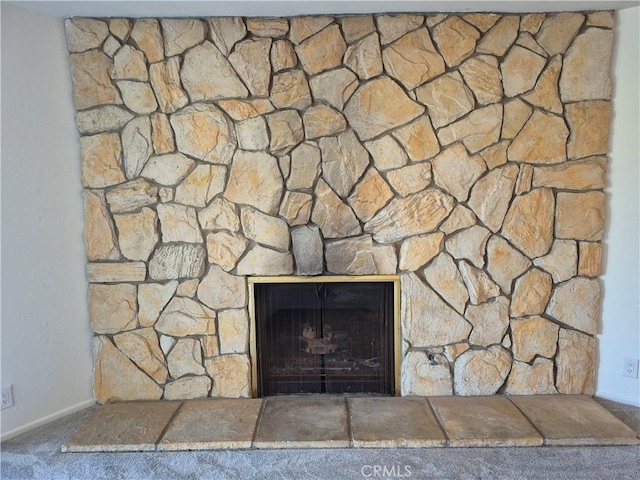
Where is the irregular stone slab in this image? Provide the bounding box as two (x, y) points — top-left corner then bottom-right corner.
(157, 203), (202, 243)
(546, 277), (601, 335)
(308, 68), (358, 110)
(402, 351), (453, 396)
(208, 17), (246, 56)
(486, 235), (531, 294)
(295, 25), (346, 75)
(236, 245), (294, 276)
(69, 50), (122, 110)
(148, 244), (206, 280)
(532, 156), (606, 191)
(364, 136), (409, 172)
(130, 19), (164, 63)
(138, 281), (178, 327)
(423, 252), (469, 314)
(347, 168), (394, 222)
(344, 76), (424, 141)
(156, 297), (216, 337)
(161, 18), (205, 56)
(468, 164), (518, 233)
(287, 142), (321, 190)
(365, 188), (454, 243)
(432, 16), (479, 67)
(206, 354), (251, 398)
(65, 18), (109, 52)
(217, 99), (275, 121)
(566, 101), (612, 159)
(175, 165), (226, 208)
(80, 133), (125, 188)
(114, 328), (168, 384)
(197, 265), (246, 309)
(171, 103), (236, 164)
(511, 316), (559, 363)
(198, 197), (240, 232)
(501, 45), (546, 97)
(533, 239), (577, 283)
(112, 44), (148, 81)
(326, 236), (376, 275)
(536, 12), (584, 56)
(432, 144), (486, 202)
(445, 225), (491, 269)
(279, 191), (313, 226)
(476, 15), (520, 56)
(401, 272), (471, 347)
(228, 38), (272, 97)
(76, 105), (134, 135)
(556, 191), (605, 241)
(383, 28), (445, 89)
(218, 309), (249, 354)
(87, 262), (146, 283)
(341, 15), (376, 43)
(271, 39), (297, 72)
(459, 55), (502, 105)
(510, 268), (552, 317)
(505, 358), (557, 395)
(181, 41), (248, 101)
(521, 14), (545, 34)
(556, 329), (596, 394)
(516, 32), (547, 56)
(241, 206), (290, 250)
(560, 28), (613, 102)
(508, 111), (568, 164)
(453, 345), (512, 396)
(303, 105), (347, 139)
(168, 338), (206, 378)
(501, 188), (555, 258)
(266, 109), (304, 155)
(224, 150), (284, 215)
(106, 178), (158, 214)
(437, 104), (502, 153)
(439, 205), (476, 235)
(246, 18), (288, 37)
(149, 57), (189, 114)
(466, 296), (509, 347)
(416, 71), (474, 128)
(289, 16), (333, 44)
(458, 260), (500, 305)
(386, 162), (432, 197)
(200, 336), (219, 358)
(578, 242), (603, 277)
(141, 153), (194, 186)
(344, 33), (382, 80)
(93, 336), (162, 403)
(150, 113), (176, 154)
(376, 14), (424, 45)
(109, 18), (131, 41)
(444, 342), (470, 363)
(587, 11), (614, 27)
(89, 284), (137, 334)
(206, 231), (248, 272)
(291, 225), (323, 275)
(121, 116), (153, 179)
(371, 244), (398, 275)
(522, 55), (563, 114)
(176, 279), (199, 298)
(393, 116), (439, 162)
(398, 232), (443, 271)
(463, 13), (500, 32)
(501, 100), (532, 141)
(319, 130), (369, 198)
(164, 376), (212, 401)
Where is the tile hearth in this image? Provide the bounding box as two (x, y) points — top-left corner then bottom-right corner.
(62, 395), (639, 452)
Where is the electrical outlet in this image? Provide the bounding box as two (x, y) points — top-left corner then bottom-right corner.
(1, 385), (14, 409)
(623, 357), (639, 379)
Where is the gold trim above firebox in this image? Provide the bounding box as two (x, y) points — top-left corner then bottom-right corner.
(248, 275), (401, 397)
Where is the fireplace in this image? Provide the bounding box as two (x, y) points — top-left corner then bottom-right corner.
(250, 277), (399, 396)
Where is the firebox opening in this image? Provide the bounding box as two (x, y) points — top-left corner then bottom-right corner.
(249, 276), (400, 397)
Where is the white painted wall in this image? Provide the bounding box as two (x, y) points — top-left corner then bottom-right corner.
(1, 3), (95, 439)
(597, 6), (640, 407)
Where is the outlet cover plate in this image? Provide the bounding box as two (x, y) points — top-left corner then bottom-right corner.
(623, 357), (639, 379)
(1, 385), (14, 409)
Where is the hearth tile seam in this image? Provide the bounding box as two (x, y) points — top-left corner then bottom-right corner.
(154, 401), (185, 451)
(250, 398), (269, 448)
(505, 396), (548, 446)
(425, 397), (451, 447)
(344, 397), (354, 448)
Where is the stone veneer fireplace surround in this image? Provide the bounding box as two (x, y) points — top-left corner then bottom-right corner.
(67, 11), (613, 403)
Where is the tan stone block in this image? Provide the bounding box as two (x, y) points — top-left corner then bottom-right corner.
(501, 45), (546, 97)
(515, 32), (547, 57)
(130, 19), (164, 63)
(432, 16), (479, 67)
(386, 162), (432, 197)
(468, 164), (518, 233)
(303, 105), (347, 139)
(89, 283), (137, 334)
(437, 104), (503, 153)
(113, 207), (158, 262)
(161, 18), (205, 56)
(69, 50), (122, 110)
(87, 262), (146, 283)
(556, 329), (596, 394)
(279, 191), (313, 226)
(392, 115), (439, 162)
(201, 336), (220, 358)
(511, 316), (559, 363)
(547, 277), (601, 335)
(522, 55), (563, 114)
(459, 55), (502, 106)
(444, 342), (470, 362)
(287, 142), (321, 190)
(486, 234), (531, 294)
(206, 354), (251, 398)
(454, 345), (512, 395)
(156, 297), (216, 337)
(502, 188), (555, 258)
(246, 18), (288, 37)
(176, 279), (199, 298)
(76, 105), (134, 135)
(217, 99), (275, 121)
(197, 265), (246, 310)
(578, 242), (603, 277)
(141, 153), (193, 187)
(505, 358), (557, 395)
(164, 376), (212, 400)
(84, 190), (119, 261)
(150, 113), (176, 155)
(423, 253), (469, 314)
(112, 44), (148, 81)
(295, 24), (346, 75)
(344, 33), (382, 80)
(66, 18), (109, 53)
(157, 203), (202, 244)
(364, 136), (409, 172)
(266, 109), (304, 155)
(466, 296), (510, 347)
(114, 327), (168, 384)
(270, 39), (297, 72)
(198, 197), (240, 232)
(462, 13), (500, 32)
(501, 99), (533, 140)
(532, 156), (606, 190)
(416, 71), (474, 129)
(219, 309), (249, 354)
(382, 28), (445, 89)
(175, 165), (226, 208)
(168, 338), (206, 378)
(149, 57), (189, 114)
(587, 11), (614, 28)
(291, 225), (323, 276)
(445, 225), (491, 269)
(208, 17), (246, 56)
(476, 16), (520, 56)
(511, 268), (552, 317)
(566, 101), (612, 159)
(271, 69), (312, 110)
(348, 168), (394, 222)
(138, 281), (178, 327)
(509, 110), (569, 164)
(241, 206), (290, 250)
(235, 116), (269, 151)
(311, 180), (361, 239)
(206, 231), (248, 272)
(439, 204), (476, 235)
(521, 13), (545, 34)
(148, 244), (206, 280)
(556, 191), (605, 241)
(533, 239), (578, 283)
(432, 143), (486, 202)
(398, 232), (443, 271)
(401, 351), (453, 396)
(458, 260), (501, 305)
(341, 15), (376, 43)
(81, 133), (125, 189)
(376, 14), (424, 45)
(121, 116), (153, 179)
(236, 246), (294, 276)
(288, 16), (332, 44)
(308, 68), (358, 111)
(319, 130), (369, 198)
(109, 18), (131, 41)
(536, 12), (584, 56)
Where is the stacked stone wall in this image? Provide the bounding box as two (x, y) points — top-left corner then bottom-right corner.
(66, 11), (614, 402)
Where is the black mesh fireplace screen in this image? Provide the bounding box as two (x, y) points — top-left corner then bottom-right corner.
(254, 281), (395, 396)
